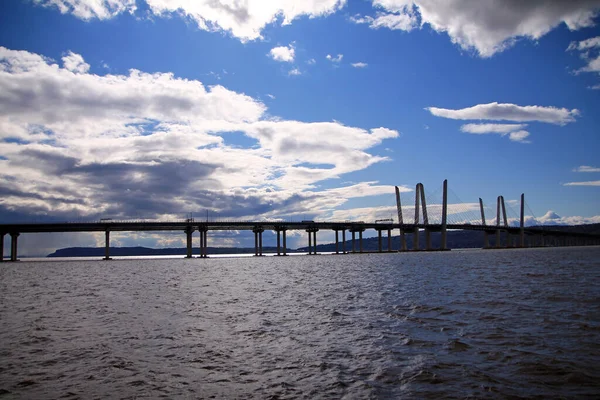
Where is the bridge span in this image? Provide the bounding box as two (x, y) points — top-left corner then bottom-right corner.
(1, 180), (598, 260)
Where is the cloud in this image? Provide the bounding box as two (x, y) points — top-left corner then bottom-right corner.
(326, 54), (343, 63)
(351, 10), (418, 31)
(536, 210), (600, 225)
(35, 0), (347, 42)
(34, 0), (137, 20)
(563, 180), (600, 186)
(459, 123), (530, 143)
(351, 62), (368, 68)
(567, 36), (600, 51)
(306, 58), (316, 65)
(288, 68), (301, 76)
(573, 165), (600, 172)
(0, 46), (400, 230)
(427, 102), (579, 125)
(266, 94), (275, 99)
(460, 123), (528, 134)
(269, 44), (295, 62)
(567, 36), (600, 87)
(366, 0), (600, 57)
(62, 51), (90, 73)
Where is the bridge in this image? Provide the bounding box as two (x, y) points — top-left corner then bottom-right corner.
(1, 180), (598, 261)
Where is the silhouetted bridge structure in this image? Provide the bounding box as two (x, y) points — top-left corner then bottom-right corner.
(1, 180), (598, 261)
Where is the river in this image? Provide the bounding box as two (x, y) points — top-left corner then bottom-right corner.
(1, 247), (599, 399)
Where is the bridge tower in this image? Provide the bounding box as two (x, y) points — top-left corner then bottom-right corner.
(520, 193), (525, 247)
(395, 186), (407, 251)
(440, 179), (448, 250)
(496, 196), (508, 248)
(479, 198), (490, 248)
(414, 183), (429, 250)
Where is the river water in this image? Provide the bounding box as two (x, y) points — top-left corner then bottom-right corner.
(1, 247), (599, 399)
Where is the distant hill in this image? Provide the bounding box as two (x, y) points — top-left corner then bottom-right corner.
(48, 246), (297, 257)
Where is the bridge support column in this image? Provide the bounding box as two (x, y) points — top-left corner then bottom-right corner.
(335, 230), (339, 254)
(495, 230), (501, 249)
(203, 230), (208, 257)
(103, 230), (111, 260)
(253, 227), (263, 256)
(483, 231), (489, 249)
(10, 233), (19, 262)
(400, 229), (406, 251)
(425, 228), (431, 251)
(313, 230), (318, 254)
(441, 179), (448, 250)
(0, 233), (4, 262)
(387, 229), (392, 252)
(413, 229), (419, 251)
(199, 228), (204, 258)
(351, 231), (356, 253)
(506, 233), (512, 248)
(342, 230), (346, 254)
(282, 229), (287, 256)
(359, 230), (363, 253)
(185, 227), (193, 258)
(307, 230), (312, 255)
(378, 229), (382, 253)
(276, 229), (281, 256)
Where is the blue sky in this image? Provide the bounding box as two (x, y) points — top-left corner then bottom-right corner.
(1, 0), (600, 255)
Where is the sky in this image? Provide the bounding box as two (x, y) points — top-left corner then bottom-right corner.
(1, 0), (600, 256)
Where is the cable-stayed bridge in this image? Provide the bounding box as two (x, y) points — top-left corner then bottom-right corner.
(1, 180), (598, 261)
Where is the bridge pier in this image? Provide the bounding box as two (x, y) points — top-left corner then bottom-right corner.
(359, 230), (363, 253)
(103, 230), (111, 260)
(253, 227), (264, 256)
(185, 227), (194, 258)
(0, 233), (4, 262)
(400, 229), (406, 251)
(351, 231), (356, 253)
(377, 229), (382, 252)
(198, 227), (208, 258)
(425, 228), (432, 251)
(342, 230), (346, 254)
(282, 229), (287, 256)
(306, 228), (318, 255)
(483, 231), (490, 249)
(335, 230), (339, 254)
(277, 229), (281, 255)
(387, 228), (392, 252)
(413, 229), (419, 251)
(10, 232), (19, 262)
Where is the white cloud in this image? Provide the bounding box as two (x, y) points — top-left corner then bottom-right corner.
(269, 44), (295, 63)
(36, 0), (347, 42)
(34, 0), (137, 20)
(573, 165), (600, 173)
(460, 123), (528, 134)
(266, 94), (275, 99)
(459, 123), (530, 143)
(62, 51), (91, 74)
(351, 62), (368, 68)
(288, 68), (301, 76)
(567, 36), (600, 51)
(326, 54), (343, 63)
(306, 58), (316, 65)
(563, 180), (600, 186)
(427, 102), (579, 125)
(368, 0), (600, 57)
(0, 46), (400, 228)
(507, 130), (530, 143)
(536, 210), (600, 225)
